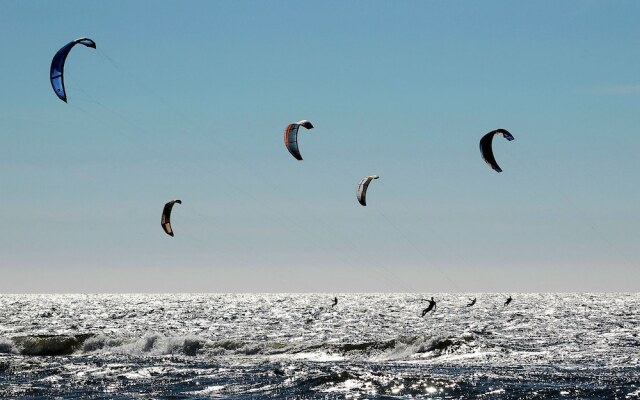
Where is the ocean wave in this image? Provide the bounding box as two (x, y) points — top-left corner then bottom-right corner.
(81, 334), (205, 356)
(0, 337), (17, 354)
(370, 334), (473, 361)
(2, 332), (473, 360)
(10, 334), (93, 356)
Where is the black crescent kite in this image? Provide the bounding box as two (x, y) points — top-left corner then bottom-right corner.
(161, 200), (182, 237)
(479, 129), (514, 173)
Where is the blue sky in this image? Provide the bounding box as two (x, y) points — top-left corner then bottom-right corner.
(0, 1), (638, 292)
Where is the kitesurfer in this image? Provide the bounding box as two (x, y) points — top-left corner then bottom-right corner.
(504, 295), (512, 306)
(421, 297), (437, 316)
(467, 298), (476, 307)
(331, 297), (338, 308)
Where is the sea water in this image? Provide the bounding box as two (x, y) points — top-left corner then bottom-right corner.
(0, 293), (638, 399)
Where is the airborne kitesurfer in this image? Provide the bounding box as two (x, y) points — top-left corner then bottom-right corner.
(467, 298), (476, 307)
(421, 297), (437, 316)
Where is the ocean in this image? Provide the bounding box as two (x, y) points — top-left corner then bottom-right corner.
(0, 293), (638, 399)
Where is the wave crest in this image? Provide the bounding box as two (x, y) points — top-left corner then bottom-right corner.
(3, 333), (473, 360)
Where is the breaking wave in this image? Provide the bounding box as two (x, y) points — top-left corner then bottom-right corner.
(9, 334), (93, 356)
(2, 333), (472, 360)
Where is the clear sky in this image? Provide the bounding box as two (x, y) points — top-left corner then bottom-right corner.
(1, 1), (638, 293)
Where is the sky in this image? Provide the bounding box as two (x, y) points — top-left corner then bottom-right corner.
(0, 1), (638, 293)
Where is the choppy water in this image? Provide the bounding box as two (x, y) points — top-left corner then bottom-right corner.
(0, 293), (638, 399)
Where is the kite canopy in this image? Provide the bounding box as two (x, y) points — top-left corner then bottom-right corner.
(357, 175), (379, 206)
(161, 200), (182, 237)
(50, 37), (97, 103)
(479, 129), (514, 173)
(284, 120), (314, 160)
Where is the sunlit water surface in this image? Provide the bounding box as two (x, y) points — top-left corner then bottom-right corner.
(0, 293), (638, 399)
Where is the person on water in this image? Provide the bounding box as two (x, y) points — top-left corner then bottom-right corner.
(331, 297), (338, 308)
(467, 298), (476, 307)
(504, 295), (512, 306)
(421, 297), (437, 316)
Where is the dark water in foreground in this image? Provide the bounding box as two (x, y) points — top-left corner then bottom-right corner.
(0, 293), (638, 399)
